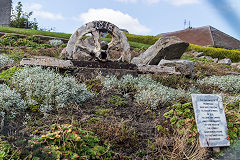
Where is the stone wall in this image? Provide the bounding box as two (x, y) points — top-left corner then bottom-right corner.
(0, 0), (12, 27)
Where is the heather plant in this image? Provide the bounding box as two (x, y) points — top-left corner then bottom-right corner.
(0, 66), (21, 81)
(100, 74), (189, 109)
(0, 84), (26, 119)
(0, 55), (14, 67)
(11, 66), (93, 114)
(198, 75), (240, 93)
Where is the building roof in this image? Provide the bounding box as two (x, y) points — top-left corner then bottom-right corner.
(157, 26), (240, 50)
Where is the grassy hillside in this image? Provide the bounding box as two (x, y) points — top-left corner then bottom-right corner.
(1, 26), (240, 62)
(0, 27), (152, 50)
(0, 27), (240, 160)
(0, 26), (71, 39)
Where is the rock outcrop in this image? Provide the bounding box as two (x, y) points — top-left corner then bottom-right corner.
(158, 59), (194, 77)
(131, 36), (189, 65)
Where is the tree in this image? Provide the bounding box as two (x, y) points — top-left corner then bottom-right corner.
(10, 2), (38, 29)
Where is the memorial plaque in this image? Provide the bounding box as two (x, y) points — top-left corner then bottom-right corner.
(191, 94), (230, 147)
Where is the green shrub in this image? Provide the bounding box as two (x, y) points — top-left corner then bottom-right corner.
(181, 54), (213, 63)
(31, 124), (113, 159)
(0, 139), (20, 159)
(108, 95), (128, 107)
(0, 66), (21, 81)
(188, 44), (240, 62)
(0, 35), (53, 49)
(164, 103), (197, 135)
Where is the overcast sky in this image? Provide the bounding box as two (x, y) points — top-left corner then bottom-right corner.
(12, 0), (240, 39)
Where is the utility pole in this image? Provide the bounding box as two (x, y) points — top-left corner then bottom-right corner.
(184, 19), (186, 29)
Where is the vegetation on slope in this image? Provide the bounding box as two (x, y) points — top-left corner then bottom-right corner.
(0, 27), (240, 159)
(188, 44), (240, 62)
(0, 26), (71, 39)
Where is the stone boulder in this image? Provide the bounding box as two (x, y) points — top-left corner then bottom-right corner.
(231, 63), (240, 69)
(131, 36), (189, 65)
(218, 58), (232, 65)
(158, 59), (194, 77)
(199, 56), (218, 62)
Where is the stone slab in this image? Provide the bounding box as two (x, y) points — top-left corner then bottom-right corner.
(137, 64), (181, 75)
(73, 67), (138, 80)
(191, 94), (230, 147)
(20, 56), (74, 68)
(71, 60), (137, 70)
(158, 59), (194, 77)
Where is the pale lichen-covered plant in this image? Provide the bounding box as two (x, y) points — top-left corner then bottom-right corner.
(0, 84), (26, 119)
(0, 55), (14, 67)
(198, 75), (240, 93)
(49, 39), (63, 47)
(99, 74), (188, 109)
(11, 66), (94, 114)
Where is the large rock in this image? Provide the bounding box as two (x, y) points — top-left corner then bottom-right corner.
(131, 36), (189, 65)
(218, 58), (232, 65)
(158, 59), (194, 77)
(231, 63), (240, 69)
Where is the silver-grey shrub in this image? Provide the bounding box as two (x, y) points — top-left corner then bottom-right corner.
(0, 54), (14, 67)
(11, 66), (93, 114)
(49, 39), (63, 47)
(0, 84), (26, 118)
(100, 74), (188, 109)
(198, 75), (240, 93)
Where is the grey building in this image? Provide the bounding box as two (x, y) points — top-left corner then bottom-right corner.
(0, 0), (12, 27)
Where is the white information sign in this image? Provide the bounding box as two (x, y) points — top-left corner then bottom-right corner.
(191, 94), (230, 147)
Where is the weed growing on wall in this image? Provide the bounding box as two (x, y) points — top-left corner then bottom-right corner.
(11, 66), (93, 114)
